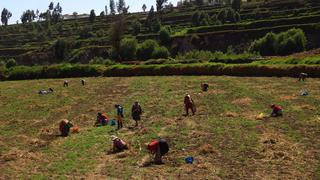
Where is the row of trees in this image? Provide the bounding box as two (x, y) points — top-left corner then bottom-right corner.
(192, 8), (240, 27)
(179, 0), (241, 11)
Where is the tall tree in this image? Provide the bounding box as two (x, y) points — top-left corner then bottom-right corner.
(89, 9), (96, 23)
(21, 10), (36, 24)
(1, 8), (12, 26)
(117, 0), (126, 14)
(142, 4), (147, 12)
(105, 5), (108, 15)
(52, 3), (62, 23)
(109, 15), (127, 60)
(110, 0), (116, 15)
(156, 0), (168, 12)
(49, 2), (54, 11)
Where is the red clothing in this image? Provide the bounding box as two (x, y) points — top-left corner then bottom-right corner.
(148, 140), (159, 153)
(59, 120), (67, 132)
(273, 105), (282, 112)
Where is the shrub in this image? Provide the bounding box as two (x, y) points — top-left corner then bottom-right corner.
(89, 57), (115, 65)
(119, 38), (138, 61)
(159, 26), (171, 45)
(192, 11), (210, 26)
(137, 39), (159, 60)
(249, 28), (307, 56)
(249, 32), (277, 56)
(152, 46), (170, 59)
(6, 58), (17, 68)
(54, 39), (68, 60)
(217, 8), (240, 23)
(131, 20), (141, 35)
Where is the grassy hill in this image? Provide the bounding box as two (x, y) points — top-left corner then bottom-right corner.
(0, 76), (319, 179)
(0, 0), (320, 66)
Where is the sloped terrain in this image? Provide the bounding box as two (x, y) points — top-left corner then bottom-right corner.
(0, 76), (319, 179)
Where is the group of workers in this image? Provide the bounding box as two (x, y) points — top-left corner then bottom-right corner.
(63, 79), (86, 87)
(57, 72), (310, 164)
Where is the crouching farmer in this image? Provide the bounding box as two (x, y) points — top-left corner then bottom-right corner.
(59, 119), (73, 137)
(147, 139), (169, 165)
(111, 135), (128, 153)
(96, 112), (109, 126)
(299, 73), (308, 81)
(184, 93), (196, 116)
(270, 104), (283, 117)
(201, 83), (209, 92)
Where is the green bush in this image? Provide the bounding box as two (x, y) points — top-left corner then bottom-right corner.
(131, 20), (141, 35)
(152, 46), (170, 59)
(192, 11), (210, 26)
(137, 40), (159, 60)
(249, 28), (307, 56)
(6, 58), (17, 68)
(217, 8), (240, 23)
(119, 38), (138, 61)
(89, 57), (115, 65)
(54, 39), (68, 60)
(159, 26), (171, 45)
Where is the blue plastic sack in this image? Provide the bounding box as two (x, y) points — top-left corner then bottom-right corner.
(110, 119), (117, 126)
(185, 156), (194, 164)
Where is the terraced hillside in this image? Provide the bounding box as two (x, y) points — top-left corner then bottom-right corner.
(0, 0), (320, 65)
(0, 76), (319, 179)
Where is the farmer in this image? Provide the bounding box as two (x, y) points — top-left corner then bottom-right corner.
(131, 101), (142, 127)
(81, 79), (86, 86)
(96, 112), (109, 126)
(111, 135), (128, 153)
(115, 104), (124, 130)
(298, 73), (308, 81)
(38, 88), (53, 95)
(59, 119), (73, 137)
(270, 104), (283, 117)
(63, 80), (69, 87)
(147, 139), (169, 165)
(201, 83), (209, 92)
(184, 93), (196, 115)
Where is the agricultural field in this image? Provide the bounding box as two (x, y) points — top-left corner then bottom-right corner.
(0, 76), (319, 179)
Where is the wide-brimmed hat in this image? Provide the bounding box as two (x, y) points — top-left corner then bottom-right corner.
(111, 135), (119, 141)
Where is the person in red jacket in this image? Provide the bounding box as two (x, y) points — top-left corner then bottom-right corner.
(271, 104), (283, 117)
(184, 93), (196, 116)
(147, 139), (169, 164)
(96, 112), (109, 126)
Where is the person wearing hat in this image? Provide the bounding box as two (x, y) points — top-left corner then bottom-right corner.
(111, 135), (128, 153)
(96, 112), (109, 126)
(184, 93), (196, 116)
(59, 119), (73, 137)
(201, 83), (209, 92)
(131, 101), (142, 127)
(115, 104), (124, 130)
(270, 104), (283, 117)
(63, 80), (69, 87)
(298, 72), (308, 81)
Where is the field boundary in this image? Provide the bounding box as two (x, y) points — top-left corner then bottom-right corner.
(1, 63), (320, 81)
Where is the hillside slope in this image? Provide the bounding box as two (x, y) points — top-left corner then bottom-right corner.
(0, 76), (319, 179)
(0, 0), (320, 65)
